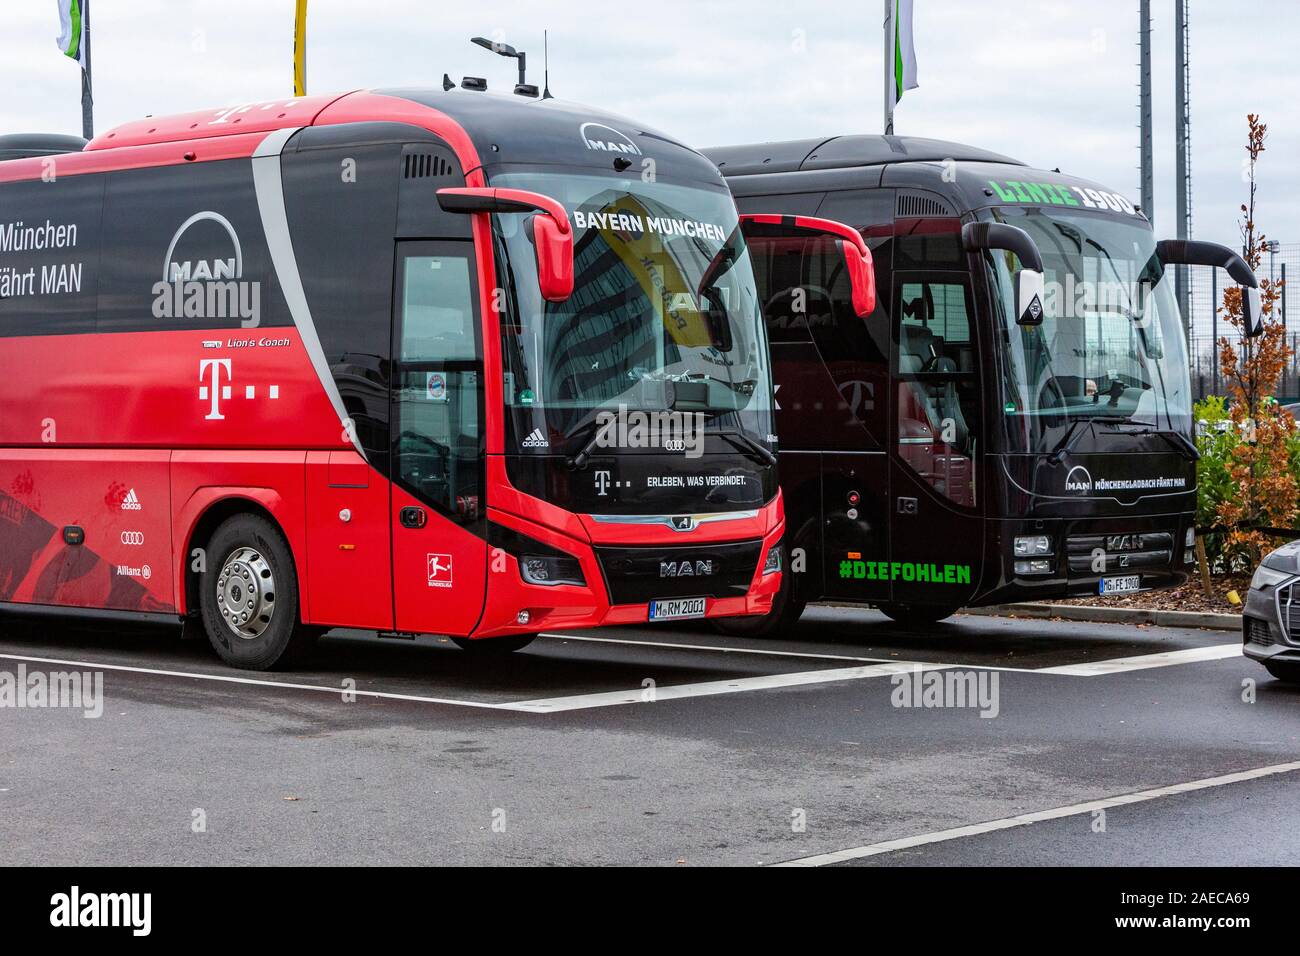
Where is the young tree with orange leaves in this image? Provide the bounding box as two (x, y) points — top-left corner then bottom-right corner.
(1215, 114), (1295, 568)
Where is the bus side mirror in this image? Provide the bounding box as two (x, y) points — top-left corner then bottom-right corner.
(961, 221), (1046, 327)
(740, 213), (876, 317)
(437, 186), (574, 302)
(1156, 239), (1262, 338)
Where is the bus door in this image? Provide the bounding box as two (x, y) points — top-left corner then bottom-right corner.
(389, 241), (488, 636)
(799, 237), (892, 606)
(889, 271), (984, 606)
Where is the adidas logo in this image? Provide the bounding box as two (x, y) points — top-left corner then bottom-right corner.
(120, 489), (142, 511)
(521, 428), (550, 449)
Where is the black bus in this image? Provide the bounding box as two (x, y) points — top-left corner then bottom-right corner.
(709, 135), (1262, 632)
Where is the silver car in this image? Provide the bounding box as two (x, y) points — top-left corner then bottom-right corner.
(1243, 540), (1300, 683)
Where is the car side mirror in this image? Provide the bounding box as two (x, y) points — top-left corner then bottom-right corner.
(961, 221), (1047, 327)
(740, 213), (876, 317)
(1156, 238), (1262, 338)
(437, 187), (574, 302)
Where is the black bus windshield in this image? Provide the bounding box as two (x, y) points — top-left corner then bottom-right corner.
(490, 170), (774, 455)
(984, 206), (1192, 454)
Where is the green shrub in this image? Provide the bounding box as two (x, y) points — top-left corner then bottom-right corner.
(1195, 394), (1300, 571)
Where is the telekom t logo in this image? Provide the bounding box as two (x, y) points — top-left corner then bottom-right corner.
(199, 359), (232, 420)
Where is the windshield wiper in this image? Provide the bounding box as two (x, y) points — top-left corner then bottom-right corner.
(717, 430), (777, 468)
(566, 418), (613, 470)
(1047, 419), (1094, 466)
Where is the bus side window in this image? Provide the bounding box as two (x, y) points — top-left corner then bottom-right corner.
(800, 233), (891, 449)
(894, 277), (979, 508)
(750, 236), (813, 344)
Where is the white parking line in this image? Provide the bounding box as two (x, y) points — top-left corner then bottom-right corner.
(0, 651), (948, 714)
(505, 661), (953, 713)
(1034, 643), (1241, 676)
(0, 636), (1247, 717)
(0, 652), (510, 710)
(774, 760), (1300, 867)
(543, 632), (1242, 676)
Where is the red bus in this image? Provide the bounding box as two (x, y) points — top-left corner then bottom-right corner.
(0, 88), (795, 669)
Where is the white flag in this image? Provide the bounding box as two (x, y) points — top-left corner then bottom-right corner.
(55, 0), (87, 69)
(887, 0), (919, 105)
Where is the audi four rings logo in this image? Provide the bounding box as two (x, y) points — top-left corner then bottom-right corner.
(121, 531), (145, 546)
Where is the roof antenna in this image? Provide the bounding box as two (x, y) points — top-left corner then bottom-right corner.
(542, 30), (553, 99)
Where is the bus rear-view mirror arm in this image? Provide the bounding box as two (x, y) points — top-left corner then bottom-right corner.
(436, 187), (574, 302)
(962, 221), (1046, 327)
(1157, 239), (1263, 338)
(739, 214), (876, 317)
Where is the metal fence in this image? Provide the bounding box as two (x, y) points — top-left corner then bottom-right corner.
(1188, 241), (1295, 402)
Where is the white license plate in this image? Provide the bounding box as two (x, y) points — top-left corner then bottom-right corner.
(1099, 575), (1141, 595)
(649, 597), (707, 621)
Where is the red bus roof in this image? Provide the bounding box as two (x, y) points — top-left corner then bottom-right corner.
(86, 94), (349, 151)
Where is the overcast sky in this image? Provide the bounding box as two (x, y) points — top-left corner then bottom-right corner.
(2, 1), (1295, 248)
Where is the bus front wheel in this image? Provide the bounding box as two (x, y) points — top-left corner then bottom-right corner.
(452, 634), (538, 654)
(199, 514), (316, 671)
(876, 602), (959, 627)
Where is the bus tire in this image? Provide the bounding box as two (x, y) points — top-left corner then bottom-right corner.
(199, 513), (314, 671)
(1264, 660), (1300, 684)
(713, 575), (806, 638)
(452, 634), (537, 654)
(877, 602), (958, 627)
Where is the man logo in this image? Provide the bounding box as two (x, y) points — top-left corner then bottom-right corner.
(579, 122), (642, 156)
(669, 515), (697, 532)
(1064, 465), (1093, 493)
(154, 211), (260, 325)
(163, 211), (243, 282)
(659, 559), (714, 578)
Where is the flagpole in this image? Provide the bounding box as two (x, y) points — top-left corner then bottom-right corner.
(883, 0), (893, 135)
(293, 0), (308, 96)
(80, 0), (94, 139)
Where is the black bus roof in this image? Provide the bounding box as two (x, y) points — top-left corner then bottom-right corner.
(703, 135), (1025, 177)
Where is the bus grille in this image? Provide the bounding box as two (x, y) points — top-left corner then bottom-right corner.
(1066, 532), (1173, 575)
(594, 540), (763, 605)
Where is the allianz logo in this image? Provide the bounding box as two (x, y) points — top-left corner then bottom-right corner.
(659, 558), (714, 578)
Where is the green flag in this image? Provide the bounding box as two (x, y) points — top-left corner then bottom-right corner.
(888, 0), (919, 105)
(55, 0), (87, 69)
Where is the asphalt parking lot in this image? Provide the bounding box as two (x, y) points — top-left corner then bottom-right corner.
(0, 605), (1296, 866)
